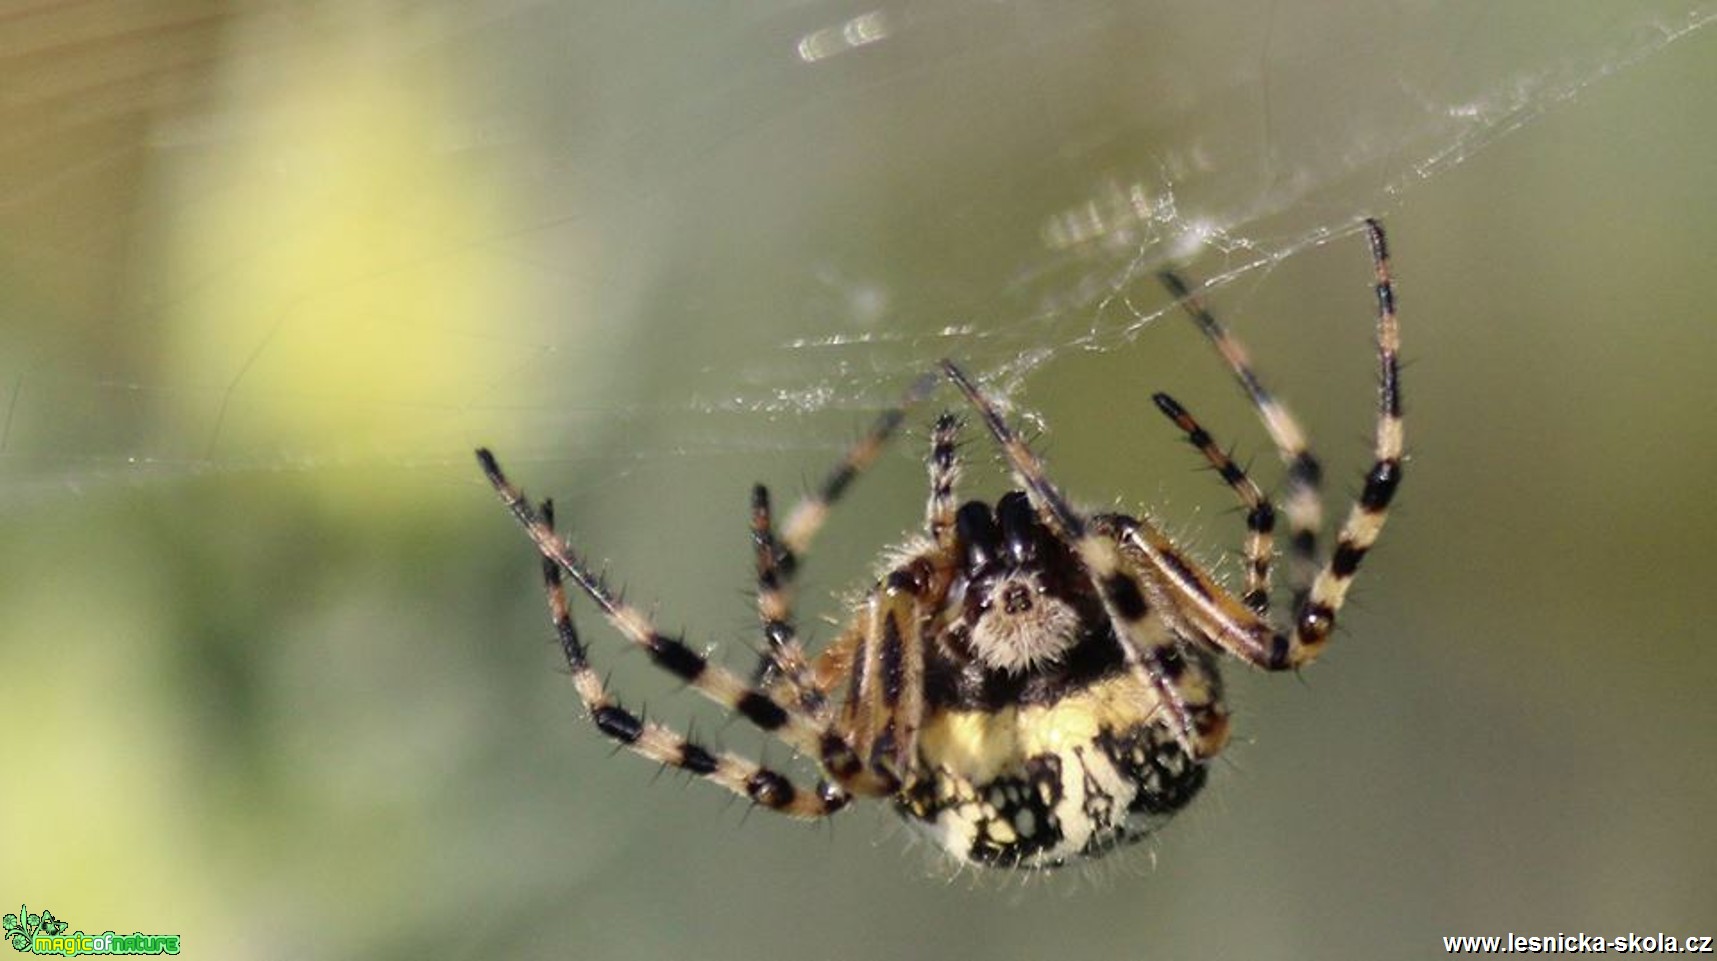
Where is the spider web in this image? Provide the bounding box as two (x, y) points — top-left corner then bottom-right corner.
(0, 0), (1710, 504)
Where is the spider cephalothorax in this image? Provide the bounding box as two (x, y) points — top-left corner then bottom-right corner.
(951, 493), (1092, 675)
(478, 219), (1403, 869)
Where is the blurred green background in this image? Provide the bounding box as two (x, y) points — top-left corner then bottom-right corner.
(2, 3), (1713, 959)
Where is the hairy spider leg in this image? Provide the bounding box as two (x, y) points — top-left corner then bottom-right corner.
(778, 370), (942, 555)
(748, 371), (941, 703)
(843, 561), (935, 780)
(1123, 219), (1404, 670)
(775, 407), (963, 778)
(534, 499), (849, 817)
(940, 361), (1232, 758)
(1297, 219), (1404, 648)
(748, 484), (823, 709)
(1158, 269), (1323, 608)
(1150, 392), (1276, 615)
(476, 449), (898, 800)
(926, 411), (964, 548)
(800, 416), (964, 772)
(838, 410), (964, 774)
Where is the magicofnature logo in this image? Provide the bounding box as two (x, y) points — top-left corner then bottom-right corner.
(4, 905), (179, 956)
(3, 907), (65, 950)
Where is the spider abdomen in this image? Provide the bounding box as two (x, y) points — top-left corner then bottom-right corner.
(896, 673), (1206, 869)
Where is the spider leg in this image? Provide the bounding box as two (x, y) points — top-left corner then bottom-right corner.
(749, 484), (822, 711)
(1077, 518), (1234, 758)
(842, 559), (934, 781)
(807, 622), (863, 698)
(1118, 220), (1403, 670)
(748, 371), (939, 702)
(1296, 219), (1403, 651)
(1159, 267), (1323, 608)
(778, 370), (941, 556)
(1151, 392), (1276, 614)
(534, 499), (849, 818)
(941, 362), (1230, 758)
(940, 362), (1087, 540)
(926, 411), (963, 548)
(855, 409), (962, 774)
(476, 449), (893, 796)
(1102, 512), (1284, 670)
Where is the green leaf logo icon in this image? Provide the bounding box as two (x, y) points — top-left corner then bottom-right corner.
(3, 904), (71, 953)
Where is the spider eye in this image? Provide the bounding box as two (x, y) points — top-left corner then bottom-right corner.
(996, 491), (1040, 564)
(955, 501), (1000, 568)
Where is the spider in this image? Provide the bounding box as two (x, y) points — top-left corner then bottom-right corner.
(477, 219), (1402, 870)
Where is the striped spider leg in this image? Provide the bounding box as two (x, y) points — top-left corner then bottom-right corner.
(479, 453), (861, 815)
(475, 374), (944, 816)
(1144, 217), (1404, 672)
(747, 371), (939, 714)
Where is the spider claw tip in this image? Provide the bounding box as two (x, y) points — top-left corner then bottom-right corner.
(475, 448), (502, 478)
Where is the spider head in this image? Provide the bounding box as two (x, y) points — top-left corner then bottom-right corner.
(953, 492), (1083, 674)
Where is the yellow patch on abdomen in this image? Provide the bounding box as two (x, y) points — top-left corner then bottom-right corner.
(916, 673), (1165, 784)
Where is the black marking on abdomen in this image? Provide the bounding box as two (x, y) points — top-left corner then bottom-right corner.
(1096, 722), (1207, 816)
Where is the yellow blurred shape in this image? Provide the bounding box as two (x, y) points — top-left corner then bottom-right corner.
(160, 12), (520, 480)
